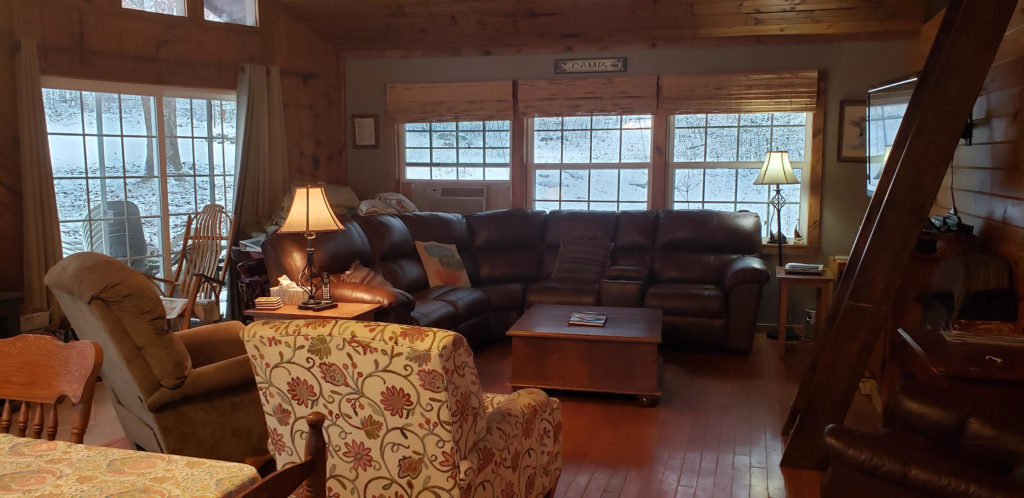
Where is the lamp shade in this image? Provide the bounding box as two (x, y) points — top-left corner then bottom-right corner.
(753, 151), (800, 185)
(278, 185), (345, 234)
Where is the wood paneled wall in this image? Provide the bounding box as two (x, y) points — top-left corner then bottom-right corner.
(933, 2), (1024, 322)
(0, 0), (346, 295)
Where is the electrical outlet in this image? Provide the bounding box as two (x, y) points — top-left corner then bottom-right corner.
(20, 311), (49, 332)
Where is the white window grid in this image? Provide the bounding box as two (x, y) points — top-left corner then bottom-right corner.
(43, 80), (236, 279)
(669, 113), (812, 238)
(529, 115), (652, 211)
(401, 120), (511, 181)
(867, 103), (908, 187)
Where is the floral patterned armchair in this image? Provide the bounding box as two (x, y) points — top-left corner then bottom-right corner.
(241, 319), (562, 497)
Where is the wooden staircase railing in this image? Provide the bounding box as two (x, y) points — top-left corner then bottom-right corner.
(780, 0), (1019, 470)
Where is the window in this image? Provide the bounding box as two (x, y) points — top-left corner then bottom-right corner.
(402, 120), (511, 181)
(205, 0), (259, 26)
(670, 112), (810, 238)
(43, 83), (237, 277)
(122, 0), (186, 16)
(531, 115), (651, 211)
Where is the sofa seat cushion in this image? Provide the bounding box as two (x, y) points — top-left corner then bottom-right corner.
(526, 279), (600, 307)
(645, 283), (726, 318)
(409, 300), (459, 329)
(412, 286), (490, 322)
(476, 283), (526, 312)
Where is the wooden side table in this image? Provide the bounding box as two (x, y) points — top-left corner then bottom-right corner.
(776, 267), (835, 358)
(244, 303), (380, 321)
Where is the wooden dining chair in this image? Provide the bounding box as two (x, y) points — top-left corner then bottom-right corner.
(0, 334), (102, 444)
(241, 412), (327, 498)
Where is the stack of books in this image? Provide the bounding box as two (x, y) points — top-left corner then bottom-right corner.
(784, 262), (824, 275)
(254, 296), (283, 311)
(941, 320), (1024, 347)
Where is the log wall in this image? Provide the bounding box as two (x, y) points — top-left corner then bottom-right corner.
(933, 2), (1024, 322)
(0, 0), (345, 295)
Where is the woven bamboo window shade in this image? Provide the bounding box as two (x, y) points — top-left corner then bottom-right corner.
(518, 76), (658, 116)
(386, 81), (513, 122)
(658, 70), (819, 114)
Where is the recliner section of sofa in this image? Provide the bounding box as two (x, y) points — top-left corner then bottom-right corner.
(263, 208), (769, 352)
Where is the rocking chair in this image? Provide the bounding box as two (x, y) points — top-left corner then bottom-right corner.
(148, 204), (234, 330)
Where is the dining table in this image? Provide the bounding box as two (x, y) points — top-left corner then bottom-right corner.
(0, 433), (260, 496)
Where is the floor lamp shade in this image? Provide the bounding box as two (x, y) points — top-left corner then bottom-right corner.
(279, 185), (345, 234)
(753, 151), (800, 186)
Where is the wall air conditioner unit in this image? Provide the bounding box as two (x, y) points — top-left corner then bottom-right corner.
(428, 186), (487, 214)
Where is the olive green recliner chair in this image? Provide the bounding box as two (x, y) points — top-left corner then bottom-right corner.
(46, 252), (267, 462)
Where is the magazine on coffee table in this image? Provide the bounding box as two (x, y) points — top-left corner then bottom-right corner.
(568, 311), (607, 327)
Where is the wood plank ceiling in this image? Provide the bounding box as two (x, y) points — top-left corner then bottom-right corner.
(276, 0), (933, 57)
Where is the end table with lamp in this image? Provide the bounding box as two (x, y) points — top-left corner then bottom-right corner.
(277, 185), (344, 311)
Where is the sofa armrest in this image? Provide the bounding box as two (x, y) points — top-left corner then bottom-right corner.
(329, 281), (414, 310)
(723, 256), (769, 291)
(605, 265), (648, 282)
(823, 424), (1022, 498)
(145, 355), (255, 412)
(460, 389), (562, 496)
(175, 320), (246, 368)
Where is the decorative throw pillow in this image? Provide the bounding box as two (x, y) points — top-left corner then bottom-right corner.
(375, 192), (419, 213)
(357, 199), (399, 216)
(414, 241), (471, 288)
(337, 261), (392, 288)
(551, 238), (613, 282)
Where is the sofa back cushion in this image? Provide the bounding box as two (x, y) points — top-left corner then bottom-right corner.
(466, 209), (547, 284)
(398, 212), (478, 282)
(542, 211), (617, 277)
(612, 210), (657, 270)
(262, 221), (375, 287)
(652, 210), (762, 284)
(357, 215), (429, 292)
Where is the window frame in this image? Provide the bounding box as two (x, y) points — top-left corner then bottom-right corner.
(667, 113), (814, 243)
(42, 76), (237, 277)
(526, 115), (654, 211)
(397, 119), (513, 183)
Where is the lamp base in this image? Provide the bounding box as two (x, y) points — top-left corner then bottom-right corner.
(298, 300), (338, 312)
(768, 231), (789, 244)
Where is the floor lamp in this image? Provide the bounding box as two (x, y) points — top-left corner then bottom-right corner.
(753, 151), (800, 267)
(278, 185), (345, 311)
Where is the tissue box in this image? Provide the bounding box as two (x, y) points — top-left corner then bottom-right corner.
(270, 286), (307, 305)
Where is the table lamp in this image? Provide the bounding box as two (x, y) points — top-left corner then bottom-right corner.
(278, 185), (344, 311)
(754, 151), (800, 267)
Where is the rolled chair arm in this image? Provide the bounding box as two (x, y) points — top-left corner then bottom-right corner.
(823, 424), (1023, 498)
(146, 355), (255, 412)
(175, 320), (246, 368)
(604, 265), (648, 282)
(723, 256), (769, 291)
(460, 389), (562, 495)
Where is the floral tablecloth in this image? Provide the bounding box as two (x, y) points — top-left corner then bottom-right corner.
(0, 434), (260, 497)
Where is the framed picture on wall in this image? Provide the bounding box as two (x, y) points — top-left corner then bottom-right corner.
(838, 100), (868, 162)
(352, 114), (379, 149)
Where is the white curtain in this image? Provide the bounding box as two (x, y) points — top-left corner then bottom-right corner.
(233, 64), (290, 238)
(16, 39), (63, 322)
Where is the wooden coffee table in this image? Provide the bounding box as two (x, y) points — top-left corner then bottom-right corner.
(507, 304), (663, 406)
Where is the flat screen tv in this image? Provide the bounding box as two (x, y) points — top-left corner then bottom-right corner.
(866, 75), (917, 197)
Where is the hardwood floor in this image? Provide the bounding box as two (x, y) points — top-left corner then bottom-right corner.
(68, 333), (879, 497)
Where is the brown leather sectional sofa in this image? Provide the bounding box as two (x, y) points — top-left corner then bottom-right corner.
(262, 209), (769, 352)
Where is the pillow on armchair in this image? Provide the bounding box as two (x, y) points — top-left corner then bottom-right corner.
(551, 238), (613, 282)
(336, 261), (392, 288)
(415, 241), (471, 288)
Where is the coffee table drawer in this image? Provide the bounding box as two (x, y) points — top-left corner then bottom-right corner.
(509, 336), (661, 397)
